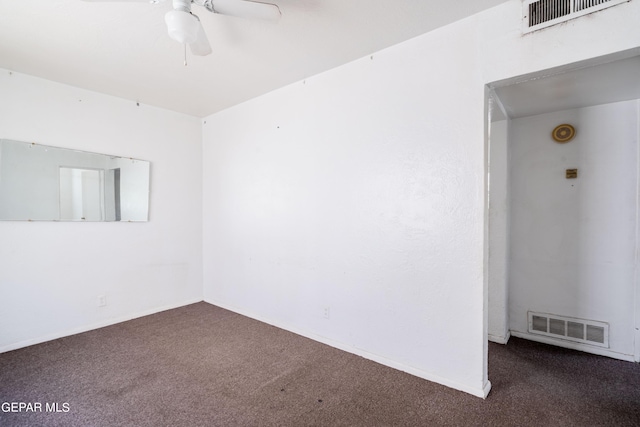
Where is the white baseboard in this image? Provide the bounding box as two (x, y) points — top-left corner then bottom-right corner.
(0, 298), (203, 354)
(482, 380), (492, 398)
(510, 331), (636, 362)
(488, 331), (511, 345)
(205, 298), (490, 399)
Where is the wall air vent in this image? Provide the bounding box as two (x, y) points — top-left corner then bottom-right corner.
(528, 311), (609, 347)
(523, 0), (631, 33)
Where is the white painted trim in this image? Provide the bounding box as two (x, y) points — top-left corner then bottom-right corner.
(0, 298), (203, 354)
(483, 89), (491, 396)
(510, 331), (636, 362)
(485, 97), (510, 355)
(488, 331), (511, 345)
(206, 298), (490, 398)
(635, 98), (640, 363)
(482, 380), (492, 398)
(488, 89), (508, 123)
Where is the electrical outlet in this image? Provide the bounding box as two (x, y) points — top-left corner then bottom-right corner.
(98, 295), (107, 307)
(323, 307), (330, 319)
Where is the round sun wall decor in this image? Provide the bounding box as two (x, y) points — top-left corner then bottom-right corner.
(552, 124), (576, 143)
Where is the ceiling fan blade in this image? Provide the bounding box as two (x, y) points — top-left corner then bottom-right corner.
(190, 18), (212, 56)
(209, 0), (281, 21)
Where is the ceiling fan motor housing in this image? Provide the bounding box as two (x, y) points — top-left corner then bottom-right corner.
(172, 0), (193, 13)
(165, 0), (200, 44)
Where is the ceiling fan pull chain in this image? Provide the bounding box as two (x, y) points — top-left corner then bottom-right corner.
(184, 44), (188, 66)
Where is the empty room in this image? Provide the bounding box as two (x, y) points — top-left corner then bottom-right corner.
(1, 0), (639, 425)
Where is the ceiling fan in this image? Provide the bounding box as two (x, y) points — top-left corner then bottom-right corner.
(83, 0), (281, 58)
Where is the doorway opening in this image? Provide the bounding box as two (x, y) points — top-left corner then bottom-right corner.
(486, 48), (640, 362)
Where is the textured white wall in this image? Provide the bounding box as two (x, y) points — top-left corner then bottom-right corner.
(509, 100), (639, 359)
(203, 20), (488, 396)
(203, 0), (640, 397)
(0, 70), (203, 352)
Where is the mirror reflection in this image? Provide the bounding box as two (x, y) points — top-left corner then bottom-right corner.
(0, 139), (150, 221)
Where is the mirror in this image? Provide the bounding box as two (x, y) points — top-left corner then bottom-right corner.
(0, 139), (150, 221)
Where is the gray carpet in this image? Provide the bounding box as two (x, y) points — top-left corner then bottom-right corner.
(1, 302), (639, 426)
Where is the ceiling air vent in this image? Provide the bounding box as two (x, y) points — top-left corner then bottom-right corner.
(528, 311), (609, 347)
(523, 0), (631, 33)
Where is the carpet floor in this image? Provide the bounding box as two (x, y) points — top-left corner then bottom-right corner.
(1, 302), (639, 426)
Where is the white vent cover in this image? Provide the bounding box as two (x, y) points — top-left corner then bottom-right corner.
(528, 311), (609, 347)
(523, 0), (631, 33)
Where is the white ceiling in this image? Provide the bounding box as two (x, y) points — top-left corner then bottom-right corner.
(0, 0), (509, 118)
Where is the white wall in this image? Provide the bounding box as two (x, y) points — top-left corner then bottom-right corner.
(202, 0), (640, 398)
(0, 70), (203, 352)
(488, 119), (510, 344)
(509, 100), (639, 359)
(203, 23), (489, 397)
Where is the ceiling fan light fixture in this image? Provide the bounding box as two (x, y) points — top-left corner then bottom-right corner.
(165, 9), (200, 44)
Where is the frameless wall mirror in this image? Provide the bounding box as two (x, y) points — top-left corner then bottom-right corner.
(0, 139), (150, 221)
